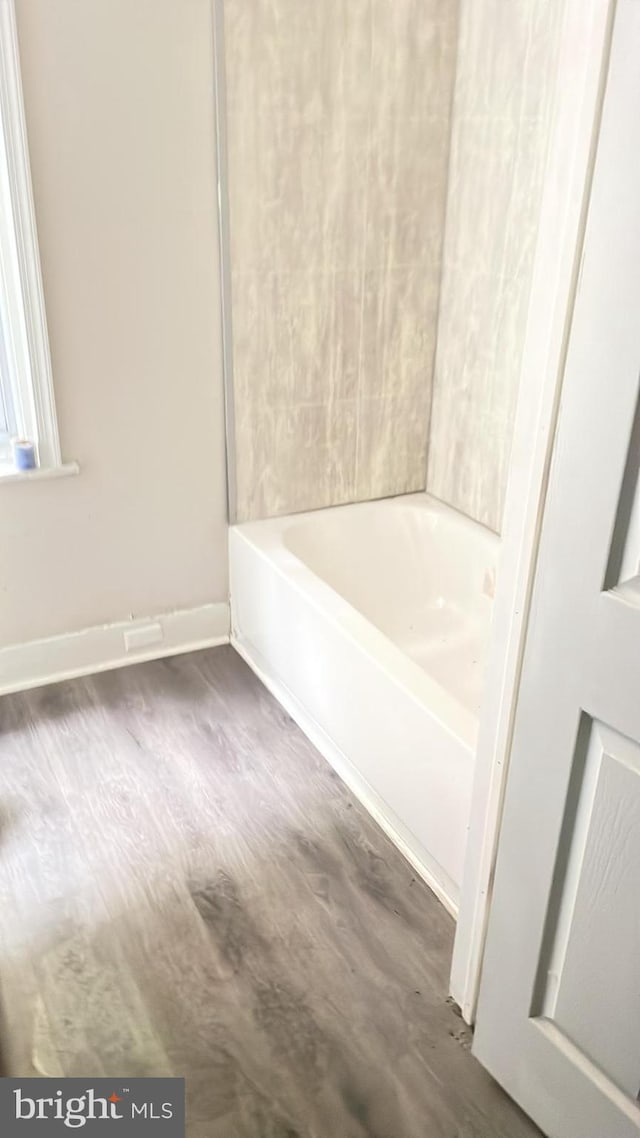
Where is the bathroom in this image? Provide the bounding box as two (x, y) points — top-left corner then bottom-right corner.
(0, 1), (637, 1135)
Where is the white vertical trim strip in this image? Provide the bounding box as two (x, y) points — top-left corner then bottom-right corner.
(212, 0), (237, 523)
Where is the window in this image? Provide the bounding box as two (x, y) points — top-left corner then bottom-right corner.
(0, 0), (61, 474)
(0, 321), (17, 445)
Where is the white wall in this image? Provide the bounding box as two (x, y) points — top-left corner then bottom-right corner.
(0, 0), (228, 648)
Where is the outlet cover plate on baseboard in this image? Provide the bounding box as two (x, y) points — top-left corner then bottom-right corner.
(124, 621), (163, 653)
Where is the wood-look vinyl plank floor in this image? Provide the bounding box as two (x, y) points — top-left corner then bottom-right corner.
(0, 646), (540, 1137)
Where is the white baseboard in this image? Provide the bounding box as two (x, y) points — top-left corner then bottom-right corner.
(0, 602), (230, 696)
(232, 631), (458, 920)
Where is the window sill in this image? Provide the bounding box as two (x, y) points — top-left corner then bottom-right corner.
(0, 459), (79, 485)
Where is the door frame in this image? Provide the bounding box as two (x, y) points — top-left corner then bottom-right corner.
(451, 0), (617, 1023)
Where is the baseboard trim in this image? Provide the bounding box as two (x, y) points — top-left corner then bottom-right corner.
(0, 602), (230, 696)
(232, 631), (458, 920)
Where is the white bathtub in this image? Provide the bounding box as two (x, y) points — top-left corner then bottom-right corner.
(230, 493), (498, 913)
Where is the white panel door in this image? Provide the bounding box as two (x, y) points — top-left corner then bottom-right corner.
(473, 2), (640, 1136)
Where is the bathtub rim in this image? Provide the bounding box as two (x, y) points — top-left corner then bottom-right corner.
(230, 496), (484, 753)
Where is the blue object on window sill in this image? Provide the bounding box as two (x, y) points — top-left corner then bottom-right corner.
(11, 438), (36, 470)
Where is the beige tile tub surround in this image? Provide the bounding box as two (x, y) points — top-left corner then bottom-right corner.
(224, 0), (459, 521)
(427, 0), (565, 533)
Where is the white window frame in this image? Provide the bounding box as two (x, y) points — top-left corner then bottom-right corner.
(0, 0), (61, 472)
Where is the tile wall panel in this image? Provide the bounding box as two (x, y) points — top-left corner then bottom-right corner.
(427, 0), (565, 532)
(225, 0), (458, 520)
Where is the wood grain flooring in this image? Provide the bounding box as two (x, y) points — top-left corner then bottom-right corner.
(0, 646), (540, 1137)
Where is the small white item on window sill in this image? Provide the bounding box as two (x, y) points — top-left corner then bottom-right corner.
(11, 437), (37, 470)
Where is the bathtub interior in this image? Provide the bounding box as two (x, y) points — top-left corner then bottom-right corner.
(284, 495), (499, 719)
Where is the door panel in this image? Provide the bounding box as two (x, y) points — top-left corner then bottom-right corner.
(545, 722), (640, 1100)
(473, 1), (640, 1135)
